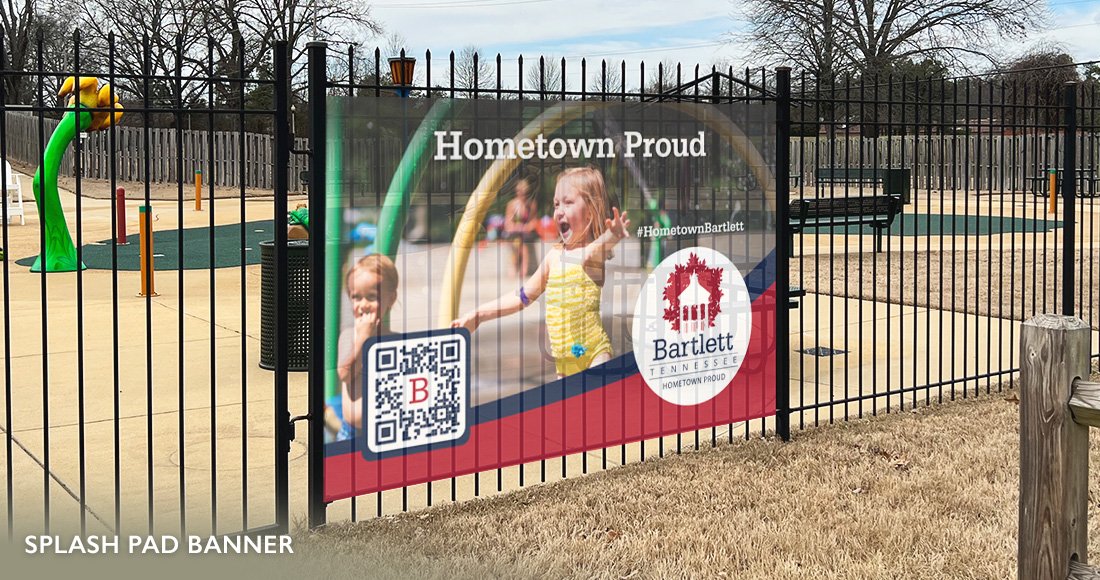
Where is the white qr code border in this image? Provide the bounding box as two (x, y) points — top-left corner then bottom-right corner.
(359, 328), (471, 457)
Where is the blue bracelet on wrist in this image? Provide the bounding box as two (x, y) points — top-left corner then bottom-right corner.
(518, 287), (530, 307)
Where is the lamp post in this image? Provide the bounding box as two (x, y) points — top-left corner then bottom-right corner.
(388, 52), (425, 240)
(388, 55), (416, 98)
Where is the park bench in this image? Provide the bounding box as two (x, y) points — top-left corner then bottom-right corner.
(815, 167), (911, 204)
(788, 195), (902, 254)
(789, 285), (805, 309)
(1026, 167), (1100, 199)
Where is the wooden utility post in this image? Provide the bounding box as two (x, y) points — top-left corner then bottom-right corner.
(1019, 314), (1092, 579)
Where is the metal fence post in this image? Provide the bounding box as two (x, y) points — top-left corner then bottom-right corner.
(1062, 81), (1078, 317)
(1018, 314), (1091, 579)
(306, 40), (328, 530)
(272, 39), (291, 533)
(775, 67), (791, 441)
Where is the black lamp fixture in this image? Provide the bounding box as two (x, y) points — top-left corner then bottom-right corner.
(388, 55), (416, 98)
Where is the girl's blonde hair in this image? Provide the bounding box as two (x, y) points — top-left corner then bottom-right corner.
(555, 166), (613, 242)
(345, 253), (399, 303)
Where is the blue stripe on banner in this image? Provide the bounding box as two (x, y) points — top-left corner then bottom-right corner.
(743, 247), (776, 302)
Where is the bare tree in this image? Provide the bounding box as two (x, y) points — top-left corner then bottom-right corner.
(0, 0), (78, 104)
(999, 47), (1079, 126)
(0, 0), (36, 103)
(738, 0), (842, 83)
(223, 0), (381, 80)
(454, 45), (492, 93)
(641, 59), (678, 97)
(383, 32), (409, 60)
(523, 55), (562, 93)
(72, 0), (204, 124)
(737, 0), (1044, 80)
(70, 0), (381, 124)
(590, 60), (624, 96)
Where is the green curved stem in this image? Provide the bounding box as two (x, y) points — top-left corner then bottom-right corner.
(325, 100), (345, 402)
(646, 199), (672, 268)
(375, 99), (453, 258)
(326, 100), (451, 402)
(31, 109), (90, 272)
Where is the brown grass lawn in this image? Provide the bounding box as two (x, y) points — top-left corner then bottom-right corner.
(287, 390), (1100, 580)
(793, 249), (1100, 328)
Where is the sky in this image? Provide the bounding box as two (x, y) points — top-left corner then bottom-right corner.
(366, 0), (1100, 89)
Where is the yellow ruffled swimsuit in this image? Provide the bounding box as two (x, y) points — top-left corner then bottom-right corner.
(544, 249), (613, 376)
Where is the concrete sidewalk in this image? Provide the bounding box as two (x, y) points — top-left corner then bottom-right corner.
(0, 180), (305, 535)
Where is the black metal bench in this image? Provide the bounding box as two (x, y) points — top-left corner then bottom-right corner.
(788, 196), (902, 254)
(815, 168), (910, 204)
(789, 285), (806, 309)
(1026, 168), (1100, 198)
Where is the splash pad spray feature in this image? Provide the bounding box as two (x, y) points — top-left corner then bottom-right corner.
(31, 75), (124, 272)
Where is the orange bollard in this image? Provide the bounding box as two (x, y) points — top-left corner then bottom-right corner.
(138, 205), (158, 297)
(1049, 168), (1057, 214)
(195, 169), (203, 211)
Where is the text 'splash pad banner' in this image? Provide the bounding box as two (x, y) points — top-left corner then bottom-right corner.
(323, 98), (777, 501)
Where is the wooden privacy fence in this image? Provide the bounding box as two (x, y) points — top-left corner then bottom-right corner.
(9, 109), (1100, 196)
(793, 133), (1100, 192)
(1018, 314), (1100, 580)
(1, 112), (308, 191)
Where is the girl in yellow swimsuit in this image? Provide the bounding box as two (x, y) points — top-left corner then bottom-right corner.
(452, 167), (630, 378)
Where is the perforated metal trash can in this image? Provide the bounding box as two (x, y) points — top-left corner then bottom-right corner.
(259, 239), (310, 371)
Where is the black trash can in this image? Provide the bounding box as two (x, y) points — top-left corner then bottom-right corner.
(259, 239), (310, 371)
(883, 168), (911, 205)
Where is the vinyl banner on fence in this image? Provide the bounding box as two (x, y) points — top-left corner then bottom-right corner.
(323, 97), (777, 502)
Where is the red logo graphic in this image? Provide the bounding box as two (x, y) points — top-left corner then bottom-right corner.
(662, 253), (724, 332)
(406, 376), (431, 405)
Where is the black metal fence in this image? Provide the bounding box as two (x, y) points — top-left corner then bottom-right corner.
(784, 70), (1099, 433)
(308, 48), (1100, 527)
(0, 32), (293, 539)
(2, 33), (1098, 538)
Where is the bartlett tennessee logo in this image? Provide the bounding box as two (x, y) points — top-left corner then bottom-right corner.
(633, 247), (752, 406)
(662, 253), (724, 334)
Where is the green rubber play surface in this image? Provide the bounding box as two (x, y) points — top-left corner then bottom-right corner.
(16, 219), (278, 270)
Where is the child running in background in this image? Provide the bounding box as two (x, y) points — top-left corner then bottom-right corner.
(331, 254), (399, 437)
(502, 176), (539, 278)
(452, 166), (630, 378)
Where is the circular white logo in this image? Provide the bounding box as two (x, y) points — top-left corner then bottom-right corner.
(632, 247), (752, 406)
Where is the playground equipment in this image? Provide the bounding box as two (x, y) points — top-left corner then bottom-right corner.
(195, 169), (203, 211)
(1049, 167), (1057, 215)
(31, 75), (123, 272)
(137, 205), (156, 296)
(646, 198), (672, 267)
(374, 100), (454, 258)
(115, 187), (127, 245)
(287, 205), (310, 239)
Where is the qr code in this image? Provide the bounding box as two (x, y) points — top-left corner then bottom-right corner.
(364, 329), (470, 454)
